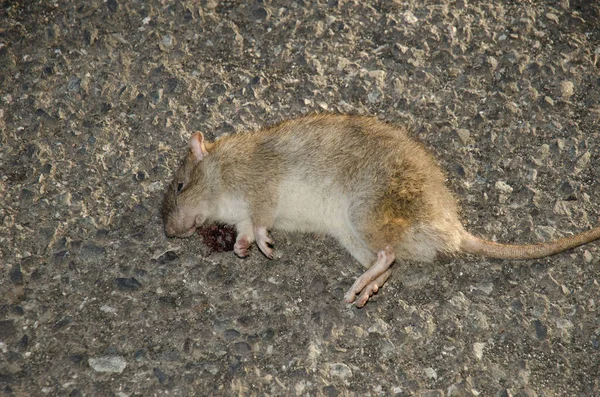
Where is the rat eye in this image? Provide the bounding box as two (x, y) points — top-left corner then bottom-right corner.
(176, 182), (184, 194)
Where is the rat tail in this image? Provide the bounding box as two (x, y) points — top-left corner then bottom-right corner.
(460, 226), (600, 260)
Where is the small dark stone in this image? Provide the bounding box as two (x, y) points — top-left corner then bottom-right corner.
(68, 77), (81, 92)
(497, 388), (510, 397)
(133, 204), (149, 215)
(83, 28), (98, 46)
(20, 334), (29, 349)
(252, 7), (269, 20)
(165, 77), (179, 93)
(9, 265), (23, 284)
(183, 338), (192, 353)
(452, 163), (466, 177)
(0, 320), (16, 339)
(30, 269), (43, 281)
(309, 277), (326, 294)
(80, 244), (106, 262)
(116, 277), (142, 291)
(290, 368), (308, 378)
(533, 319), (547, 340)
(236, 315), (254, 327)
(250, 75), (262, 85)
(96, 229), (109, 238)
(246, 334), (260, 345)
(232, 341), (251, 355)
(323, 385), (339, 397)
(6, 351), (22, 363)
(209, 83), (227, 95)
(20, 189), (34, 202)
(12, 306), (24, 316)
(158, 250), (179, 263)
(510, 299), (523, 313)
(107, 0), (119, 12)
(45, 25), (58, 41)
(158, 296), (177, 308)
(101, 102), (112, 113)
(69, 389), (83, 397)
(559, 180), (577, 200)
(224, 329), (240, 341)
(35, 108), (50, 118)
(153, 367), (166, 384)
(70, 354), (85, 364)
(260, 328), (275, 341)
(53, 250), (70, 262)
(134, 349), (146, 362)
(228, 361), (242, 374)
(134, 171), (146, 181)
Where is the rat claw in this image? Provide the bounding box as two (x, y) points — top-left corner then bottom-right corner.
(254, 226), (275, 259)
(354, 281), (380, 307)
(355, 292), (370, 308)
(343, 290), (356, 304)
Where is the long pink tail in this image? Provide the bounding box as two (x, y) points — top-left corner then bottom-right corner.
(460, 226), (600, 260)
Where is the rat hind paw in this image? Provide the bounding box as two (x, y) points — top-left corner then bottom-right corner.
(352, 269), (392, 307)
(254, 226), (275, 259)
(344, 246), (395, 307)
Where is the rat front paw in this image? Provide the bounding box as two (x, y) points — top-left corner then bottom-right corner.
(254, 226), (274, 259)
(234, 235), (251, 258)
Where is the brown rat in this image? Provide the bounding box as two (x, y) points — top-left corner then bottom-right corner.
(162, 114), (600, 307)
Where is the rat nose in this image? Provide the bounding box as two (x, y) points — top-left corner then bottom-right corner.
(164, 220), (178, 237)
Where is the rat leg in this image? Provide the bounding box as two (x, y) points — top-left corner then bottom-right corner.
(234, 220), (255, 258)
(249, 204), (277, 259)
(335, 230), (377, 267)
(344, 246), (395, 306)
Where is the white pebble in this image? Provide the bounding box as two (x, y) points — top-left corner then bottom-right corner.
(88, 356), (127, 373)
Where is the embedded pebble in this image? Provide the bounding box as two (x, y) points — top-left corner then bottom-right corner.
(473, 342), (486, 360)
(88, 356), (127, 373)
(424, 367), (437, 380)
(560, 81), (574, 99)
(495, 181), (513, 194)
(329, 363), (352, 380)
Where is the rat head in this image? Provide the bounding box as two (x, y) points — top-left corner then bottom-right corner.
(162, 131), (217, 238)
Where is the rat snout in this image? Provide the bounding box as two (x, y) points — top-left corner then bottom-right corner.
(163, 211), (206, 238)
(163, 222), (179, 238)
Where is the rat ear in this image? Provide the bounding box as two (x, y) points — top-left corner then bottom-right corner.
(189, 131), (213, 162)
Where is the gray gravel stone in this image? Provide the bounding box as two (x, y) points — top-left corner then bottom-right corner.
(88, 356), (127, 373)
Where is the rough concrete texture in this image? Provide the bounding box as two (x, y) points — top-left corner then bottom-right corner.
(1, 0), (600, 396)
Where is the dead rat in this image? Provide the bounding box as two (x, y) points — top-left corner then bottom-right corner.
(162, 115), (600, 307)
